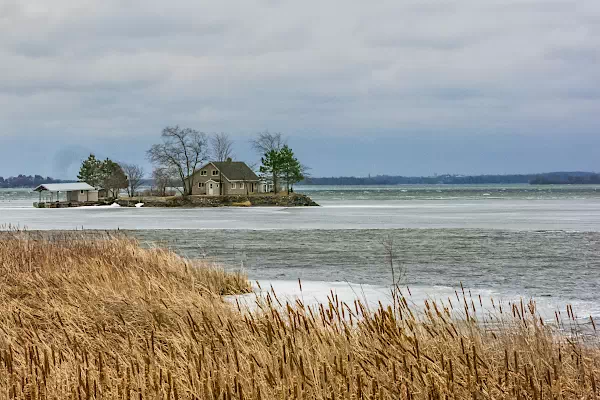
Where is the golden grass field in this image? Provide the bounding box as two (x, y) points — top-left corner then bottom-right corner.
(0, 231), (598, 399)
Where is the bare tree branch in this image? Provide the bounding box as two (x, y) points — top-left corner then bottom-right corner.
(121, 163), (145, 197)
(250, 131), (286, 156)
(152, 167), (177, 196)
(147, 126), (209, 195)
(300, 163), (311, 179)
(211, 133), (235, 162)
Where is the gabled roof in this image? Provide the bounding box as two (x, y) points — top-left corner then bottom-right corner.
(208, 161), (259, 181)
(34, 183), (96, 192)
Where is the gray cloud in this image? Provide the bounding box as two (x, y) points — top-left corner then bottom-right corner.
(0, 0), (599, 177)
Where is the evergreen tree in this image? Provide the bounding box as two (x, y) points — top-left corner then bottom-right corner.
(259, 150), (282, 193)
(77, 155), (128, 197)
(259, 145), (304, 194)
(77, 154), (104, 187)
(101, 160), (128, 198)
(279, 145), (304, 194)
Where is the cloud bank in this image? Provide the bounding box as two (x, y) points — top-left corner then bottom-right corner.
(0, 0), (598, 176)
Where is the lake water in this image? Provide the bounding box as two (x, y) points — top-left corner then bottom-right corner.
(1, 185), (600, 320)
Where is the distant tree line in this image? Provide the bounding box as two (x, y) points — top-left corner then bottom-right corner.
(529, 172), (600, 185)
(0, 175), (69, 188)
(303, 172), (600, 185)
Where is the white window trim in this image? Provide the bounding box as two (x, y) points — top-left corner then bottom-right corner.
(239, 183), (244, 189)
(200, 170), (207, 176)
(212, 170), (219, 176)
(231, 183), (236, 189)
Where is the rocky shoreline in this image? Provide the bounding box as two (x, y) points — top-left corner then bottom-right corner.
(115, 193), (319, 207)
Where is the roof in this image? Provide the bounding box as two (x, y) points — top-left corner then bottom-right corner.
(207, 161), (259, 181)
(34, 183), (96, 192)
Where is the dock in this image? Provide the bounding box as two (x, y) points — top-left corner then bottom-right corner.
(33, 201), (106, 208)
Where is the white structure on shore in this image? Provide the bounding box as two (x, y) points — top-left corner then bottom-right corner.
(34, 183), (99, 203)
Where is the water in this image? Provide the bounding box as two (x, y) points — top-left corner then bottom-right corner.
(300, 184), (600, 202)
(1, 185), (600, 319)
(134, 228), (600, 319)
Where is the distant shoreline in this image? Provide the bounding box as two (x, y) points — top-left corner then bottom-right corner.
(2, 170), (600, 188)
(300, 171), (600, 186)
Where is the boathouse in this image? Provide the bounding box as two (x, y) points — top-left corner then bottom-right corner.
(33, 183), (99, 207)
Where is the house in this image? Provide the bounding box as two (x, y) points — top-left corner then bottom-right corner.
(33, 182), (99, 204)
(260, 179), (275, 193)
(190, 160), (260, 195)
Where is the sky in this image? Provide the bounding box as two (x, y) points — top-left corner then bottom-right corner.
(0, 0), (599, 178)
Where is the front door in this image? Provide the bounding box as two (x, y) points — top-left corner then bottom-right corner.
(208, 183), (214, 195)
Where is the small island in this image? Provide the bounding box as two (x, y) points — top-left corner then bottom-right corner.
(32, 130), (318, 208)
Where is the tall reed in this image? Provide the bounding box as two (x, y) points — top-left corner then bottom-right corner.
(0, 231), (598, 399)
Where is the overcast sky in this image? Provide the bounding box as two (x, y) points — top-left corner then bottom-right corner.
(1, 0), (599, 178)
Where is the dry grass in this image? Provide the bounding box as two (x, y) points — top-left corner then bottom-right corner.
(0, 232), (598, 399)
(231, 200), (252, 207)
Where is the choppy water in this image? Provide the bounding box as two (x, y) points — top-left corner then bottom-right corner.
(1, 185), (600, 318)
(300, 184), (600, 202)
(133, 228), (600, 318)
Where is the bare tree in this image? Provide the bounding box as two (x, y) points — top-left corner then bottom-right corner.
(211, 132), (234, 195)
(300, 164), (311, 181)
(147, 126), (209, 196)
(121, 163), (145, 197)
(250, 131), (286, 156)
(152, 167), (176, 197)
(211, 133), (234, 162)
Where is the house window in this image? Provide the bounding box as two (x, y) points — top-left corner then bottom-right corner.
(80, 190), (84, 194)
(212, 170), (219, 176)
(198, 182), (204, 188)
(201, 170), (207, 176)
(239, 183), (244, 189)
(231, 183), (236, 189)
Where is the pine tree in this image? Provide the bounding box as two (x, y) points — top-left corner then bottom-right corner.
(259, 150), (282, 193)
(77, 154), (103, 187)
(279, 145), (303, 194)
(77, 155), (128, 197)
(259, 146), (304, 194)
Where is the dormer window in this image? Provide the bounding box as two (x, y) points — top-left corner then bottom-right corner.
(212, 170), (219, 176)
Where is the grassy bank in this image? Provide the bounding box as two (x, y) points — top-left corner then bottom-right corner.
(0, 232), (598, 398)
